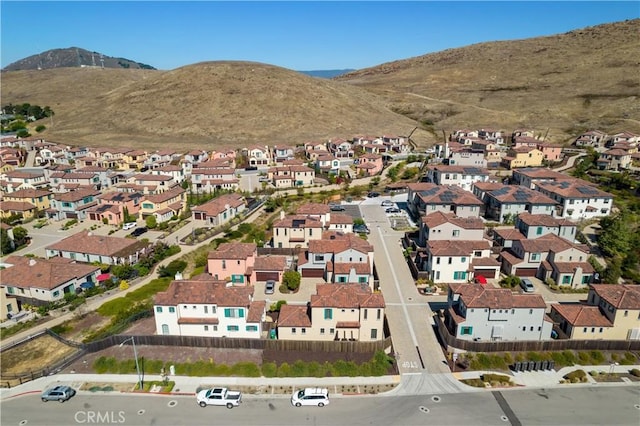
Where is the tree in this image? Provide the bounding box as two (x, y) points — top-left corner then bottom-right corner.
(158, 260), (187, 278)
(12, 226), (28, 248)
(0, 228), (14, 255)
(35, 125), (46, 133)
(145, 215), (157, 229)
(499, 275), (520, 289)
(282, 270), (301, 292)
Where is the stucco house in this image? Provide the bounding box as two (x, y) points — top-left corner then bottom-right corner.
(418, 211), (484, 246)
(484, 185), (557, 222)
(153, 276), (265, 338)
(534, 179), (614, 220)
(501, 147), (543, 169)
(445, 283), (553, 341)
(415, 239), (495, 283)
(277, 283), (385, 342)
(207, 242), (257, 285)
(272, 214), (324, 249)
(424, 165), (490, 192)
(191, 193), (246, 227)
(45, 231), (149, 265)
(407, 183), (484, 218)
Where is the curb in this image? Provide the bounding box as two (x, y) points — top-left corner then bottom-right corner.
(2, 390), (41, 400)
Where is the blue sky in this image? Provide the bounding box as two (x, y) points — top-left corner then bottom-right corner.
(1, 1), (638, 71)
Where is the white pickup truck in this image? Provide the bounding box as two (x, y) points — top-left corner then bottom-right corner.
(196, 387), (242, 409)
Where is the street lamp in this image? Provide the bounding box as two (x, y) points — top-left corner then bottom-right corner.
(119, 336), (142, 390)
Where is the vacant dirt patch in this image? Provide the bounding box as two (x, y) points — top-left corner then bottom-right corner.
(1, 334), (79, 375)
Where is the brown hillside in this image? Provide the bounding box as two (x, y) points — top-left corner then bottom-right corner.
(336, 19), (640, 145)
(1, 62), (423, 150)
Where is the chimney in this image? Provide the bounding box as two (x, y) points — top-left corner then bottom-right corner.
(29, 259), (37, 266)
(280, 210), (285, 220)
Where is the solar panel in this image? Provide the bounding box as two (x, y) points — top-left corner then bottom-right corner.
(577, 186), (599, 195)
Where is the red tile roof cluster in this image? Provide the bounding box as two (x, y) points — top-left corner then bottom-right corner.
(154, 278), (253, 306)
(1, 256), (99, 290)
(310, 283), (385, 309)
(278, 304), (312, 327)
(253, 255), (287, 271)
(309, 231), (373, 254)
(550, 304), (613, 327)
(46, 231), (148, 257)
(449, 283), (547, 309)
(427, 240), (490, 256)
(421, 211), (485, 230)
(296, 203), (330, 215)
(516, 212), (575, 227)
(590, 284), (640, 310)
(191, 193), (245, 216)
(208, 242), (257, 260)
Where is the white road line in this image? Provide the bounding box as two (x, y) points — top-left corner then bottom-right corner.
(376, 226), (419, 348)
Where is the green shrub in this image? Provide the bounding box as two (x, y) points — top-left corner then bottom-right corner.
(230, 362), (260, 377)
(578, 351), (591, 364)
(629, 368), (640, 377)
(563, 369), (587, 381)
(461, 378), (486, 388)
(261, 362), (277, 377)
(482, 373), (512, 384)
(621, 352), (637, 365)
(276, 362), (291, 377)
(589, 350), (605, 364)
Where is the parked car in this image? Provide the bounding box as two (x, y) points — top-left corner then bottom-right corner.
(353, 225), (370, 234)
(385, 207), (401, 214)
(381, 200), (394, 207)
(122, 222), (137, 230)
(129, 227), (148, 237)
(520, 278), (535, 293)
(265, 280), (275, 295)
(291, 387), (330, 407)
(367, 192), (380, 198)
(329, 204), (345, 211)
(41, 385), (76, 403)
(197, 387), (242, 409)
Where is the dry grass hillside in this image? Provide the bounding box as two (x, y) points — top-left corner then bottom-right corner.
(1, 62), (423, 150)
(336, 19), (640, 146)
(2, 20), (638, 151)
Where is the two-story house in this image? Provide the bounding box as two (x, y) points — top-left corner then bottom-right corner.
(191, 193), (246, 227)
(511, 167), (572, 190)
(2, 188), (53, 211)
(47, 188), (101, 221)
(207, 242), (257, 285)
(139, 186), (187, 223)
(153, 277), (265, 338)
(501, 147), (543, 169)
(277, 283), (385, 342)
(424, 165), (490, 192)
(446, 283), (553, 341)
(484, 185), (557, 222)
(1, 170), (47, 192)
(243, 145), (271, 168)
(416, 239), (494, 283)
(355, 154), (384, 177)
(574, 130), (607, 148)
(597, 149), (632, 171)
(514, 212), (577, 242)
(45, 231), (149, 265)
(407, 183), (484, 219)
(418, 211), (484, 247)
(534, 179), (614, 220)
(272, 214), (324, 249)
(272, 145), (296, 164)
(87, 191), (144, 225)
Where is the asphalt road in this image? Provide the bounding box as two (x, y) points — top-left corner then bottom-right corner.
(2, 386), (638, 426)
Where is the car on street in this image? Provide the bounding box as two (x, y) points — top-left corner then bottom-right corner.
(381, 200), (394, 207)
(367, 192), (380, 198)
(520, 278), (535, 293)
(291, 387), (330, 407)
(385, 207), (401, 214)
(197, 387), (242, 409)
(353, 225), (370, 234)
(41, 385), (76, 403)
(129, 227), (148, 237)
(265, 280), (275, 294)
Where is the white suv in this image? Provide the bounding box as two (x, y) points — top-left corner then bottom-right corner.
(291, 388), (330, 407)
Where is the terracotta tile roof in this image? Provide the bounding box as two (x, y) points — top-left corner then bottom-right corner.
(470, 257), (501, 267)
(253, 255), (287, 271)
(421, 211), (485, 230)
(450, 283), (547, 309)
(590, 284), (640, 310)
(427, 240), (490, 256)
(447, 307), (467, 324)
(278, 304), (311, 327)
(311, 283), (384, 309)
(132, 173), (174, 182)
(519, 233), (577, 254)
(487, 185), (557, 204)
(550, 304), (613, 327)
(517, 212), (575, 227)
(177, 317), (220, 325)
(46, 231), (149, 257)
(0, 256), (99, 290)
(191, 193), (245, 216)
(154, 278), (253, 306)
(87, 204), (121, 215)
(308, 231), (373, 254)
(273, 215), (323, 229)
(0, 200), (36, 211)
(494, 228), (526, 241)
(328, 213), (353, 225)
(54, 188), (101, 202)
(473, 182), (505, 192)
(98, 191), (143, 203)
(143, 187), (185, 204)
(246, 300), (266, 322)
(208, 242), (257, 260)
(296, 203), (330, 215)
(513, 168), (571, 180)
(414, 185), (484, 206)
(332, 262), (371, 275)
(553, 262), (594, 273)
(336, 321), (360, 328)
(3, 170), (44, 179)
(535, 179), (613, 199)
(429, 165), (490, 175)
(2, 188), (52, 199)
(499, 249), (523, 265)
(156, 165), (182, 172)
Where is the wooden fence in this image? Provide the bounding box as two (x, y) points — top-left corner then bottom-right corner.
(434, 314), (640, 352)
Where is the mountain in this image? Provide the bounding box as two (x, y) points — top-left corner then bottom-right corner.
(1, 20), (638, 150)
(298, 69), (355, 79)
(335, 19), (640, 144)
(2, 47), (156, 71)
(0, 62), (421, 149)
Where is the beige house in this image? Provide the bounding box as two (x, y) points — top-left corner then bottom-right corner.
(277, 283), (385, 342)
(550, 284), (640, 340)
(501, 147), (543, 169)
(418, 211), (484, 246)
(139, 186), (187, 222)
(272, 214), (324, 249)
(0, 290), (20, 321)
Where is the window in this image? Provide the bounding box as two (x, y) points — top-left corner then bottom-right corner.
(53, 290), (60, 297)
(530, 253), (541, 261)
(453, 271), (466, 280)
(7, 287), (14, 294)
(246, 325), (258, 332)
(371, 329), (378, 339)
(364, 309), (368, 320)
(529, 309), (533, 314)
(320, 328), (325, 334)
(452, 230), (460, 237)
(224, 308), (244, 318)
(591, 328), (595, 333)
(292, 328), (296, 334)
(358, 276), (367, 283)
(324, 308), (332, 319)
(474, 251), (482, 257)
(583, 327), (587, 333)
(461, 257), (466, 263)
(222, 260), (226, 269)
(562, 276), (572, 285)
(301, 328), (306, 334)
(436, 257), (440, 265)
(227, 325), (239, 332)
(460, 326), (473, 335)
(448, 257), (452, 265)
(538, 326), (541, 331)
(530, 326), (534, 331)
(142, 202), (154, 209)
(330, 328), (335, 334)
(204, 306), (208, 314)
(212, 306), (216, 314)
(314, 254), (324, 262)
(204, 325), (209, 331)
(599, 328), (603, 333)
(624, 310), (629, 317)
(536, 226), (543, 235)
(169, 307), (175, 313)
(523, 326), (526, 331)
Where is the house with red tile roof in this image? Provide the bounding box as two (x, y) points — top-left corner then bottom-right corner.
(415, 239), (496, 283)
(153, 276), (265, 338)
(425, 165), (491, 192)
(1, 170), (47, 192)
(207, 242), (257, 285)
(574, 130), (607, 148)
(501, 147), (543, 169)
(534, 179), (614, 220)
(277, 283), (385, 342)
(514, 212), (577, 241)
(445, 283), (553, 341)
(355, 154), (383, 177)
(272, 214), (324, 249)
(139, 186), (187, 223)
(2, 188), (53, 211)
(549, 284), (640, 340)
(191, 193), (246, 227)
(45, 231), (149, 265)
(0, 200), (38, 220)
(597, 149), (631, 170)
(484, 184), (558, 222)
(47, 188), (101, 221)
(250, 255), (288, 283)
(189, 167), (239, 193)
(511, 167), (574, 190)
(418, 212), (484, 246)
(0, 256), (100, 305)
(407, 183), (483, 218)
(242, 145), (271, 168)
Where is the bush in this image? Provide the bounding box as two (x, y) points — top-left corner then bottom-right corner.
(461, 378), (486, 388)
(563, 369), (587, 381)
(629, 368), (640, 377)
(481, 373), (512, 384)
(282, 270), (301, 292)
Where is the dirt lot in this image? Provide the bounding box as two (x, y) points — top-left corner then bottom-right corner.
(1, 334), (80, 376)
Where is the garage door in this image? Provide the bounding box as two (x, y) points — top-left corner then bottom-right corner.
(474, 269), (497, 279)
(256, 271), (280, 281)
(302, 268), (325, 278)
(515, 268), (538, 277)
